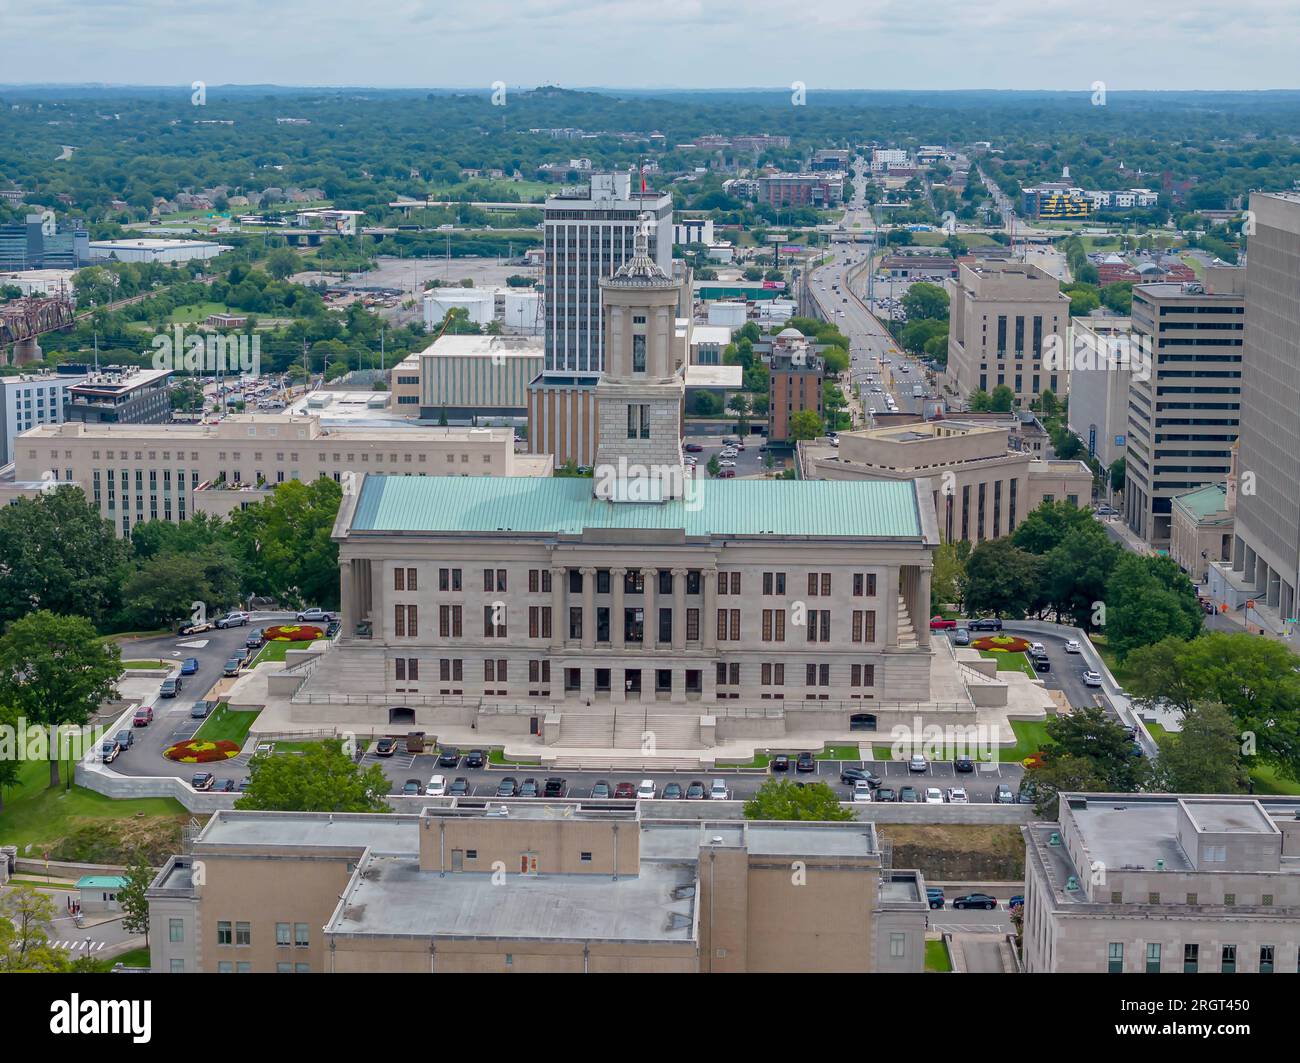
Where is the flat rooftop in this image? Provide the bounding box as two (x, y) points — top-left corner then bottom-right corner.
(327, 853), (698, 943)
(1183, 798), (1278, 836)
(196, 810), (420, 853)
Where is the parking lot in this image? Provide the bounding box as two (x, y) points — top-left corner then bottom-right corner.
(682, 432), (768, 478)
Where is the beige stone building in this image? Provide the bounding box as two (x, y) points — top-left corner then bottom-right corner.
(799, 420), (1092, 544)
(6, 414), (552, 536)
(1169, 482), (1233, 585)
(1023, 793), (1300, 973)
(148, 803), (930, 974)
(946, 261), (1070, 407)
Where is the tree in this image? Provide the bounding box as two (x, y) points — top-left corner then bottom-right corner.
(228, 478), (342, 609)
(0, 885), (72, 972)
(265, 248), (300, 281)
(931, 540), (970, 612)
(744, 778), (853, 821)
(119, 851), (155, 948)
(236, 740), (392, 813)
(901, 281), (949, 322)
(727, 393), (752, 421)
(967, 389), (992, 412)
(1042, 521), (1121, 627)
(962, 538), (1042, 619)
(787, 409), (824, 441)
(0, 611), (120, 788)
(692, 390), (721, 416)
(1109, 456), (1126, 494)
(1021, 753), (1107, 818)
(821, 347), (849, 375)
(1104, 554), (1202, 659)
(1020, 707), (1152, 815)
(989, 384), (1015, 412)
(1012, 499), (1095, 555)
(0, 487), (128, 628)
(707, 455), (721, 477)
(1153, 703), (1247, 795)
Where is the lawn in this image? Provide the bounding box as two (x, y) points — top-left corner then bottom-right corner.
(99, 947), (150, 971)
(252, 639), (323, 665)
(167, 301), (243, 324)
(121, 659), (169, 670)
(999, 720), (1053, 762)
(925, 939), (953, 973)
(1247, 763), (1300, 795)
(0, 756), (186, 854)
(979, 649), (1036, 677)
(1088, 634), (1139, 687)
(817, 744), (862, 760)
(192, 705), (259, 746)
(487, 748), (541, 767)
(427, 178), (552, 203)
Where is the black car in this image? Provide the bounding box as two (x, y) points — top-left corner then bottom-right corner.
(662, 782), (683, 800)
(953, 755), (974, 773)
(326, 620), (342, 638)
(437, 748), (460, 768)
(952, 892), (999, 911)
(245, 628), (265, 649)
(796, 751), (816, 773)
(518, 778), (539, 798)
(159, 676), (183, 698)
(771, 754), (791, 773)
(926, 888), (945, 910)
(840, 766), (881, 788)
(215, 778), (236, 793)
(1032, 654), (1051, 672)
(685, 780), (706, 800)
(375, 737), (398, 757)
(874, 787), (897, 802)
(114, 729), (135, 749)
(189, 700), (216, 719)
(496, 777), (518, 798)
(968, 617), (1003, 631)
(448, 777), (470, 796)
(590, 780), (612, 799)
(402, 779), (423, 796)
(543, 777), (567, 798)
(465, 750), (486, 769)
(899, 786), (920, 802)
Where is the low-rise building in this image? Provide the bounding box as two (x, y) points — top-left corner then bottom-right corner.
(1023, 793), (1300, 973)
(415, 334), (543, 422)
(1170, 481), (1233, 584)
(86, 238), (229, 264)
(67, 366), (173, 426)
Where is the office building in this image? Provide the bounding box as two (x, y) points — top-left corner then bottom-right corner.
(756, 173), (844, 208)
(1169, 481), (1233, 584)
(768, 328), (824, 441)
(1123, 267), (1243, 550)
(946, 261), (1070, 407)
(0, 372), (81, 467)
(413, 334), (543, 422)
(0, 215), (88, 271)
(66, 367), (174, 426)
(1217, 192), (1300, 624)
(1065, 315), (1133, 473)
(148, 804), (930, 974)
(1023, 793), (1300, 973)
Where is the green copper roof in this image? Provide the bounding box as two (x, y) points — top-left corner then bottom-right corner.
(349, 475), (922, 539)
(1171, 482), (1229, 520)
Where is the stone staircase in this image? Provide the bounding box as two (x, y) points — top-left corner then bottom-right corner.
(897, 595), (919, 650)
(291, 642), (386, 700)
(557, 710), (702, 750)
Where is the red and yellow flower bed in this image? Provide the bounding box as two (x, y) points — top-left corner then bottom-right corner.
(1022, 751), (1047, 770)
(971, 634), (1031, 654)
(164, 738), (240, 763)
(262, 624), (324, 642)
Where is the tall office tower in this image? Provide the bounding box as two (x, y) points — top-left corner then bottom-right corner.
(946, 261), (1070, 408)
(1124, 266), (1245, 549)
(1217, 192), (1300, 624)
(528, 171), (673, 468)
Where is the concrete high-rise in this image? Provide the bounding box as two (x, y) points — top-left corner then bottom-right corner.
(528, 172), (672, 468)
(1124, 266), (1244, 549)
(1217, 192), (1300, 624)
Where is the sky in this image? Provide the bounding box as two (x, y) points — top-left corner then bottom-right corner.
(1, 0), (1296, 92)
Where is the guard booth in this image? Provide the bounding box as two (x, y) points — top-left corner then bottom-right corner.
(77, 875), (127, 914)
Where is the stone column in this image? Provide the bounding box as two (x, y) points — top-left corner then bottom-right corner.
(611, 568), (626, 650)
(703, 568), (718, 650)
(884, 564), (901, 649)
(642, 567), (658, 651)
(672, 568), (688, 651)
(580, 567), (596, 650)
(551, 566), (567, 651)
(917, 567), (932, 649)
(339, 560), (354, 636)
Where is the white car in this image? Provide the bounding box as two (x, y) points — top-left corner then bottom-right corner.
(1082, 670), (1104, 687)
(683, 456), (698, 465)
(908, 753), (929, 773)
(636, 779), (657, 800)
(851, 780), (873, 802)
(426, 774), (447, 797)
(946, 787), (969, 804)
(718, 460), (737, 468)
(924, 787), (944, 804)
(709, 779), (730, 800)
(215, 611), (250, 628)
(1064, 639), (1081, 654)
(1030, 642), (1046, 656)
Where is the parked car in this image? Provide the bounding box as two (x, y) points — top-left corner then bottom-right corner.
(926, 888), (945, 910)
(924, 787), (944, 804)
(222, 657), (242, 677)
(100, 739), (120, 763)
(898, 786), (920, 802)
(465, 750), (486, 769)
(851, 780), (873, 802)
(189, 700), (215, 719)
(968, 617), (1003, 631)
(115, 729), (135, 750)
(771, 754), (791, 773)
(543, 777), (568, 798)
(1064, 639), (1082, 654)
(796, 751), (816, 773)
(1082, 670), (1104, 687)
(179, 657), (200, 675)
(437, 747), (460, 767)
(840, 766), (881, 788)
(1009, 895), (1024, 910)
(326, 620), (341, 638)
(716, 468), (735, 478)
(402, 779), (423, 797)
(1033, 655), (1051, 672)
(590, 780), (612, 799)
(684, 442), (704, 453)
(375, 737), (398, 757)
(875, 787), (897, 802)
(613, 782), (637, 799)
(709, 779), (730, 800)
(953, 893), (999, 911)
(215, 611), (250, 629)
(946, 787), (969, 804)
(160, 676), (183, 697)
(191, 771), (215, 791)
(662, 782), (683, 800)
(238, 777), (252, 793)
(686, 780), (706, 800)
(496, 777), (518, 798)
(953, 755), (973, 773)
(245, 629), (265, 649)
(1030, 642), (1047, 656)
(953, 628), (971, 645)
(216, 779), (236, 793)
(426, 775), (447, 797)
(132, 706), (154, 726)
(448, 777), (470, 797)
(296, 607), (335, 623)
(929, 615), (957, 630)
(908, 753), (929, 773)
(995, 783), (1015, 804)
(636, 779), (657, 800)
(177, 620), (213, 636)
(518, 778), (539, 798)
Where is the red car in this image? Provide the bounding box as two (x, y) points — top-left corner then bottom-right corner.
(717, 468), (736, 478)
(132, 706), (154, 726)
(929, 616), (958, 630)
(684, 443), (704, 453)
(613, 782), (637, 799)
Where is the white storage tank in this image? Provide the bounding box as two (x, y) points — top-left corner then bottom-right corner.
(707, 301), (747, 329)
(423, 288), (495, 329)
(503, 289), (542, 334)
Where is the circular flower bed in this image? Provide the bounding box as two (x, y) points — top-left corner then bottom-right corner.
(262, 624), (324, 642)
(164, 739), (240, 763)
(1022, 752), (1047, 770)
(971, 634), (1031, 654)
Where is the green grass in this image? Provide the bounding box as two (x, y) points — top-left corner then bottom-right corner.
(426, 178), (552, 203)
(1247, 763), (1300, 795)
(252, 639), (323, 665)
(101, 947), (150, 971)
(0, 756), (185, 853)
(192, 704), (259, 746)
(979, 649), (1036, 677)
(925, 939), (953, 973)
(719, 751), (773, 769)
(486, 748), (540, 767)
(817, 744), (862, 760)
(121, 659), (169, 670)
(1144, 720), (1169, 742)
(1000, 720), (1053, 762)
(1088, 634), (1140, 687)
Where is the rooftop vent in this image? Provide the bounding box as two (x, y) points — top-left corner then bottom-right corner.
(1065, 876), (1080, 892)
(1155, 859), (1165, 871)
(1048, 832), (1061, 846)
